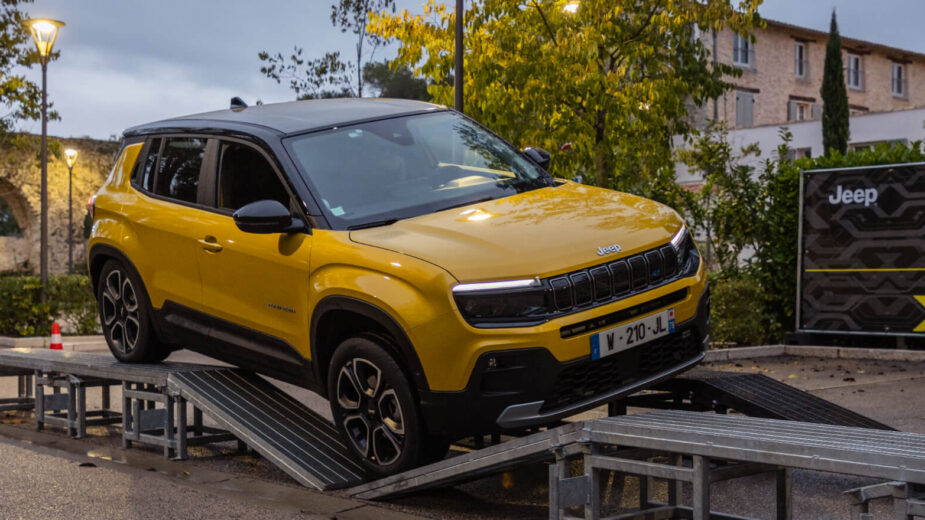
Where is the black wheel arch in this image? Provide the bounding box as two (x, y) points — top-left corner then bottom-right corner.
(310, 296), (430, 397)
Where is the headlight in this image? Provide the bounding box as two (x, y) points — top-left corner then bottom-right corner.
(452, 279), (549, 326)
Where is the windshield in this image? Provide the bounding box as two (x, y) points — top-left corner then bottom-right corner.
(284, 111), (551, 229)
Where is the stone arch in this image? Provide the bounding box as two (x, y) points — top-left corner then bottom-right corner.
(0, 177), (37, 272)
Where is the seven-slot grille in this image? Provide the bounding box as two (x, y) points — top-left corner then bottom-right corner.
(549, 239), (687, 315)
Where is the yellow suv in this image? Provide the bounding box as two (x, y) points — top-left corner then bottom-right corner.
(89, 99), (708, 476)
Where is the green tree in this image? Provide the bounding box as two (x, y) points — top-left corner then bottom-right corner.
(820, 10), (849, 156)
(362, 60), (430, 100)
(259, 0), (395, 99)
(0, 0), (54, 135)
(677, 121), (762, 272)
(369, 0), (761, 194)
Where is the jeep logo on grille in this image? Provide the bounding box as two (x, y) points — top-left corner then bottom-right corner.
(597, 244), (622, 256)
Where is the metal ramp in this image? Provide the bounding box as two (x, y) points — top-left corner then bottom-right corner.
(628, 368), (895, 430)
(167, 369), (366, 490)
(353, 410), (925, 520)
(350, 421), (586, 500)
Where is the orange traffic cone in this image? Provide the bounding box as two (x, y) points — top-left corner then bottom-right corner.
(49, 322), (63, 350)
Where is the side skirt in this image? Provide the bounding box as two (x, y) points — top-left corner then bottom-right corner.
(154, 300), (320, 393)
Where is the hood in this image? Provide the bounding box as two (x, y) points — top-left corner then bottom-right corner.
(349, 182), (683, 282)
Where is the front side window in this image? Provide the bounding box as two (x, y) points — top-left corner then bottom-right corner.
(285, 111), (550, 229)
(153, 137), (206, 204)
(216, 142), (290, 211)
(846, 53), (863, 89)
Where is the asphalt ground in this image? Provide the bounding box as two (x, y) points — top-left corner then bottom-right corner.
(0, 349), (922, 519)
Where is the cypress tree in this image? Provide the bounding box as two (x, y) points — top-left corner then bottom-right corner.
(821, 10), (850, 156)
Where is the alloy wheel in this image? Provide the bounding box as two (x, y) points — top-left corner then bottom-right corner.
(100, 269), (140, 354)
(336, 357), (405, 466)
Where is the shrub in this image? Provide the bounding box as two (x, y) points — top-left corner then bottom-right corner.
(709, 271), (769, 347)
(0, 274), (99, 337)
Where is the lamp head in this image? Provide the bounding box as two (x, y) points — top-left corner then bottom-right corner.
(65, 148), (78, 168)
(24, 19), (65, 62)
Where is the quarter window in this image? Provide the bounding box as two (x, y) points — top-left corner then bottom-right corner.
(133, 138), (161, 192)
(153, 137), (206, 204)
(216, 142), (290, 211)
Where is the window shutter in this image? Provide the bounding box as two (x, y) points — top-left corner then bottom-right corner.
(736, 91), (754, 127)
(811, 103), (822, 120)
(733, 34), (740, 63)
(745, 92), (754, 127)
(787, 100), (796, 121)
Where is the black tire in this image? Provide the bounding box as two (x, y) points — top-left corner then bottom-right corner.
(97, 259), (168, 363)
(328, 335), (426, 477)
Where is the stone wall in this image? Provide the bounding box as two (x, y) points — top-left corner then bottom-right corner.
(0, 135), (118, 274)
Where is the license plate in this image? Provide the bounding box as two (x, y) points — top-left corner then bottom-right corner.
(590, 308), (675, 360)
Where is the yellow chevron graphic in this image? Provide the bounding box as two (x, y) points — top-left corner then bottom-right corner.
(917, 295), (925, 332)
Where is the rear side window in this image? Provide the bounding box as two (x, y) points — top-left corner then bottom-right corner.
(153, 137), (206, 204)
(217, 142), (290, 211)
(132, 138), (161, 192)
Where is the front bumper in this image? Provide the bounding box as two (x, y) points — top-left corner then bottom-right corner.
(420, 285), (710, 438)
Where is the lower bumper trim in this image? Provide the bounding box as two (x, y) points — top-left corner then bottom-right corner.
(495, 351), (705, 429)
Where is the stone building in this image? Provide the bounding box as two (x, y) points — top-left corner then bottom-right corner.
(0, 136), (117, 274)
(697, 19), (925, 130)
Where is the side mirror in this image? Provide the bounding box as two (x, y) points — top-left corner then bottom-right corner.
(232, 200), (305, 234)
(523, 147), (551, 170)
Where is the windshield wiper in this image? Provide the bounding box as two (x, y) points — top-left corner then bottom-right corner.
(436, 196), (497, 213)
(346, 218), (399, 230)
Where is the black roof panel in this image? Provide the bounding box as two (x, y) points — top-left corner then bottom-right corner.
(124, 98), (444, 136)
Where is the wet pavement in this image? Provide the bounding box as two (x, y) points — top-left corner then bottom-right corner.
(0, 349), (922, 519)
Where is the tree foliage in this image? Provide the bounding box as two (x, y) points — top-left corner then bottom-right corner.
(368, 0), (761, 196)
(362, 60), (429, 100)
(820, 10), (849, 156)
(259, 0), (395, 99)
(0, 0), (54, 135)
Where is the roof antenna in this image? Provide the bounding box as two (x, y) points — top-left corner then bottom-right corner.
(230, 97), (248, 110)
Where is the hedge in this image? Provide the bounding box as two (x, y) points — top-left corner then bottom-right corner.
(0, 274), (99, 337)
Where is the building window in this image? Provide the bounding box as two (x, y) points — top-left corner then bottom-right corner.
(733, 33), (753, 68)
(892, 63), (907, 98)
(846, 53), (863, 90)
(735, 90), (754, 127)
(788, 99), (821, 122)
(794, 42), (808, 79)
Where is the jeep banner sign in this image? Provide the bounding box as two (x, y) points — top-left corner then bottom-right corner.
(798, 162), (925, 336)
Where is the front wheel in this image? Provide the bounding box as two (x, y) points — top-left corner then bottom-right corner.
(328, 335), (426, 477)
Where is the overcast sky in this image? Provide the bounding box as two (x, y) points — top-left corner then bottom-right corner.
(19, 0), (925, 140)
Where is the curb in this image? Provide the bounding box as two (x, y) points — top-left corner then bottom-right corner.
(0, 335), (108, 353)
(705, 344), (925, 363)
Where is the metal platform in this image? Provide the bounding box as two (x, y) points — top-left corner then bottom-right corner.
(168, 369), (366, 490)
(3, 348), (925, 519)
(628, 368), (895, 430)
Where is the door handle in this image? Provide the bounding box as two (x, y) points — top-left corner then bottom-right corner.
(198, 237), (223, 252)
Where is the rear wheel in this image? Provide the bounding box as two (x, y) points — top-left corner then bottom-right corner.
(97, 259), (168, 363)
(328, 335), (425, 477)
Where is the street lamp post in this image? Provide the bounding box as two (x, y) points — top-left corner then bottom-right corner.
(64, 148), (78, 274)
(25, 18), (65, 301)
